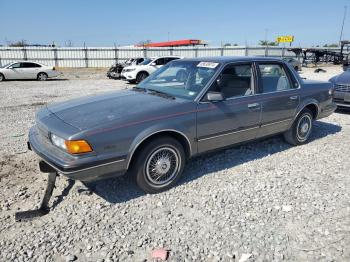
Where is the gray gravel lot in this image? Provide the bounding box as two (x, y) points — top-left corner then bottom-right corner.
(0, 68), (349, 262)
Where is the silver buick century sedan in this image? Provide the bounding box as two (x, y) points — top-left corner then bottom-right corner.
(28, 57), (336, 193)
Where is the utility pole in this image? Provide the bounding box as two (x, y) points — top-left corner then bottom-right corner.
(339, 6), (347, 45)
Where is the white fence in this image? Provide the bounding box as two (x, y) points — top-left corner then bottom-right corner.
(0, 46), (340, 68)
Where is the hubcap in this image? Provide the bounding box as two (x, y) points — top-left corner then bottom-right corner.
(39, 74), (47, 80)
(297, 114), (312, 141)
(145, 147), (180, 186)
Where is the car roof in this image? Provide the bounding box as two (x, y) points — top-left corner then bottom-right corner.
(179, 56), (284, 64)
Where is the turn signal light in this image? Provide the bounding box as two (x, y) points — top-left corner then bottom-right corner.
(65, 140), (93, 154)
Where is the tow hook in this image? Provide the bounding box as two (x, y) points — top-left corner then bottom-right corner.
(15, 161), (57, 222)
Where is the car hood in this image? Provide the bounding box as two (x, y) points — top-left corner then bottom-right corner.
(46, 90), (193, 131)
(329, 70), (350, 85)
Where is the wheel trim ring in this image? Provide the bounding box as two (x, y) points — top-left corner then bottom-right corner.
(296, 114), (312, 142)
(145, 147), (180, 187)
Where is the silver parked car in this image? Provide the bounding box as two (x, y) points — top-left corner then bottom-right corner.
(28, 57), (336, 193)
(329, 68), (350, 108)
(0, 61), (60, 81)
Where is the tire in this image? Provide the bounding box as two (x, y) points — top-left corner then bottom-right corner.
(136, 72), (149, 84)
(283, 108), (313, 146)
(37, 72), (48, 81)
(0, 73), (4, 82)
(132, 137), (186, 194)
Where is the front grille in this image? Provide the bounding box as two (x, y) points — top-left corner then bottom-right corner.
(335, 84), (350, 92)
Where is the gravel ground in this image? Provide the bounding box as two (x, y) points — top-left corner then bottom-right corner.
(0, 67), (349, 262)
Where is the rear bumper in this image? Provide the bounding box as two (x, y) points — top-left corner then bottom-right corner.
(317, 102), (337, 119)
(28, 127), (127, 181)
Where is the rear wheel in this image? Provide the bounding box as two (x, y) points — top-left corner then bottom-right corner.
(284, 108), (313, 145)
(132, 137), (185, 194)
(136, 72), (149, 84)
(37, 72), (48, 81)
(0, 73), (4, 81)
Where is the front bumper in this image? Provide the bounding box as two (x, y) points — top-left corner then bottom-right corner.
(121, 71), (137, 81)
(334, 91), (350, 108)
(28, 126), (127, 181)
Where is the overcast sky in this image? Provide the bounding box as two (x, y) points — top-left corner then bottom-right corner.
(0, 0), (349, 47)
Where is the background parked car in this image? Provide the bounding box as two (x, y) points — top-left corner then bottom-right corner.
(329, 68), (350, 108)
(121, 56), (182, 83)
(0, 61), (60, 81)
(282, 57), (302, 71)
(107, 58), (146, 79)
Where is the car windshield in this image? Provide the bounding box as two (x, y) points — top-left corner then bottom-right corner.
(139, 58), (152, 65)
(1, 63), (12, 68)
(137, 60), (220, 100)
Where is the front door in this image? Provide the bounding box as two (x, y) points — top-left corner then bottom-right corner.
(255, 62), (300, 137)
(196, 62), (261, 153)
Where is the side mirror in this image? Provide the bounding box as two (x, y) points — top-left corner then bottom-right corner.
(8, 66), (14, 69)
(206, 91), (224, 102)
(150, 62), (156, 66)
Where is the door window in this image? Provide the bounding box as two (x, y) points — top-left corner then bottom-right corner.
(211, 63), (254, 99)
(164, 57), (180, 64)
(258, 64), (295, 93)
(21, 62), (41, 68)
(154, 58), (165, 65)
(10, 63), (21, 68)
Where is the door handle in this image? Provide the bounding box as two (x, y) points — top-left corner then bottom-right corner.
(289, 95), (299, 100)
(248, 103), (260, 108)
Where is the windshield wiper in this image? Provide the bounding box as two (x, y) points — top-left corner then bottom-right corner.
(147, 89), (176, 100)
(132, 86), (146, 92)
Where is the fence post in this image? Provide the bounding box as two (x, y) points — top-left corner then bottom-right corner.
(220, 47), (224, 56)
(245, 46), (248, 56)
(169, 47), (173, 55)
(282, 47), (285, 57)
(265, 46), (268, 57)
(53, 48), (58, 67)
(84, 47), (89, 68)
(143, 48), (147, 58)
(114, 47), (119, 64)
(195, 48), (198, 57)
(23, 47), (28, 61)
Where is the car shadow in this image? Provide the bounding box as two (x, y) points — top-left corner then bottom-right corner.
(82, 120), (341, 204)
(336, 108), (350, 115)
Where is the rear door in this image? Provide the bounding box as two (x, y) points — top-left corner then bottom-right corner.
(196, 62), (261, 153)
(256, 62), (300, 138)
(21, 62), (42, 79)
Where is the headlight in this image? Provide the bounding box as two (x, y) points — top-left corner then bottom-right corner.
(50, 133), (93, 154)
(51, 133), (67, 150)
(124, 68), (135, 72)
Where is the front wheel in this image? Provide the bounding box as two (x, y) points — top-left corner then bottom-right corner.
(37, 72), (48, 81)
(0, 73), (4, 81)
(284, 109), (313, 145)
(136, 72), (149, 84)
(132, 137), (185, 194)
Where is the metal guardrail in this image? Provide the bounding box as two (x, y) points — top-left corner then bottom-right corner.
(0, 46), (341, 68)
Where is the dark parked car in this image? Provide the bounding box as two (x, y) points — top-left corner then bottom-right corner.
(329, 68), (350, 108)
(29, 57), (336, 193)
(107, 58), (145, 79)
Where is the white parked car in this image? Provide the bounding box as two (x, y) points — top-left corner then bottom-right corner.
(0, 61), (60, 81)
(121, 56), (182, 83)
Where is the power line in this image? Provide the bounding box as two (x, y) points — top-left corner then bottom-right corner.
(339, 5), (347, 44)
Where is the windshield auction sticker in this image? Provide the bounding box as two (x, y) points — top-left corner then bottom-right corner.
(197, 62), (219, 68)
